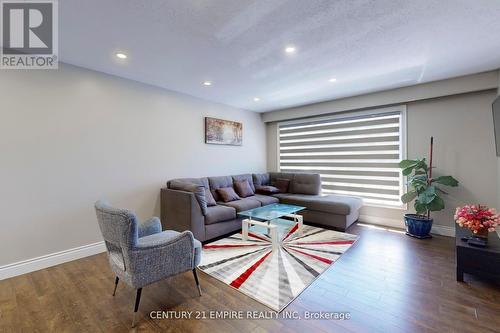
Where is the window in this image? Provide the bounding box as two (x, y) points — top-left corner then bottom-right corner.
(278, 107), (406, 208)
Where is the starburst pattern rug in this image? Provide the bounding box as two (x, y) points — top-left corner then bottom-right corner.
(199, 219), (358, 311)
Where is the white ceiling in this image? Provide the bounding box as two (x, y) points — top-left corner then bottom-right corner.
(60, 0), (500, 112)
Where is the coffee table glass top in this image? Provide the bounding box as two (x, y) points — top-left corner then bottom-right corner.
(238, 203), (305, 221)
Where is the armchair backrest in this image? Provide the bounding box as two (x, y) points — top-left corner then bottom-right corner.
(95, 200), (139, 252)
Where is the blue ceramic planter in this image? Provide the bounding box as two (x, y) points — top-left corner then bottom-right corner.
(404, 214), (433, 239)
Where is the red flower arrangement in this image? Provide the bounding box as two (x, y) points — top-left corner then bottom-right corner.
(454, 205), (499, 235)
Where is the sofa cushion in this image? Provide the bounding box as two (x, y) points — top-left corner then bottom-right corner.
(169, 180), (207, 215)
(218, 197), (261, 212)
(274, 194), (362, 216)
(205, 219), (242, 241)
(205, 205), (237, 225)
(232, 174), (255, 191)
(269, 172), (295, 182)
(234, 179), (255, 198)
(208, 175), (233, 201)
(253, 173), (270, 186)
(217, 187), (240, 202)
(272, 193), (292, 200)
(292, 173), (321, 195)
(255, 185), (280, 195)
(252, 194), (279, 206)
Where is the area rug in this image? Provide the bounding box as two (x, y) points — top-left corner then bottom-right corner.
(198, 219), (358, 311)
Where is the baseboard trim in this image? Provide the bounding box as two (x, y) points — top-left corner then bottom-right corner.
(358, 214), (404, 229)
(430, 224), (456, 237)
(0, 241), (106, 280)
(358, 215), (455, 237)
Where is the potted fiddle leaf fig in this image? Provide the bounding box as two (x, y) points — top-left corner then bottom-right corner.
(399, 137), (459, 238)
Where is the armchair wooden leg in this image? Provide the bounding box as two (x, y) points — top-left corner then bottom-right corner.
(112, 276), (119, 296)
(192, 268), (202, 296)
(131, 288), (142, 328)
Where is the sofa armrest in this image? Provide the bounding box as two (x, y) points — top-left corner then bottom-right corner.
(161, 188), (206, 242)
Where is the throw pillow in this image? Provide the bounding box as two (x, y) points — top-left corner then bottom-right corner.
(205, 190), (217, 206)
(255, 185), (280, 195)
(272, 178), (290, 193)
(216, 187), (241, 202)
(234, 180), (254, 198)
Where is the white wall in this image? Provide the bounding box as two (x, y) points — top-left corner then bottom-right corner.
(363, 91), (498, 227)
(266, 89), (498, 231)
(0, 64), (266, 267)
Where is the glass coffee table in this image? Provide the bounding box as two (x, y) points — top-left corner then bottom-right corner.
(238, 203), (305, 251)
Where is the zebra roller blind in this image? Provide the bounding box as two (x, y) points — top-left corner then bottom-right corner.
(279, 110), (404, 208)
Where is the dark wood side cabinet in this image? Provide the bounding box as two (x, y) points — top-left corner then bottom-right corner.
(455, 224), (500, 282)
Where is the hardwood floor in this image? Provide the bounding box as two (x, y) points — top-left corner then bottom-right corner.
(1, 223), (500, 333)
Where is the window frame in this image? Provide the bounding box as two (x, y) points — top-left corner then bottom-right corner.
(277, 105), (407, 210)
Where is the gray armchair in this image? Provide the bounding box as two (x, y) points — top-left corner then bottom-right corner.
(94, 200), (202, 327)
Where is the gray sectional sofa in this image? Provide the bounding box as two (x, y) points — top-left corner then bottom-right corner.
(161, 172), (363, 242)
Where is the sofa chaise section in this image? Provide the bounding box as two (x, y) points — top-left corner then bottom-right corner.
(273, 193), (362, 231)
(258, 172), (362, 231)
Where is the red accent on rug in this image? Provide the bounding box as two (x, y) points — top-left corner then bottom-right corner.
(229, 251), (272, 289)
(203, 244), (263, 249)
(282, 223), (298, 241)
(246, 232), (270, 242)
(295, 240), (354, 246)
(289, 248), (333, 264)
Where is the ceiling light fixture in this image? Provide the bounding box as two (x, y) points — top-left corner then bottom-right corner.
(203, 81), (212, 86)
(115, 52), (127, 59)
(329, 78), (337, 82)
(285, 46), (296, 54)
(253, 97), (260, 102)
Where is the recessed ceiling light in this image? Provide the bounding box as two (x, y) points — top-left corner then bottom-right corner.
(329, 78), (337, 82)
(285, 46), (296, 54)
(203, 81), (212, 86)
(115, 52), (127, 59)
(253, 97), (260, 102)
